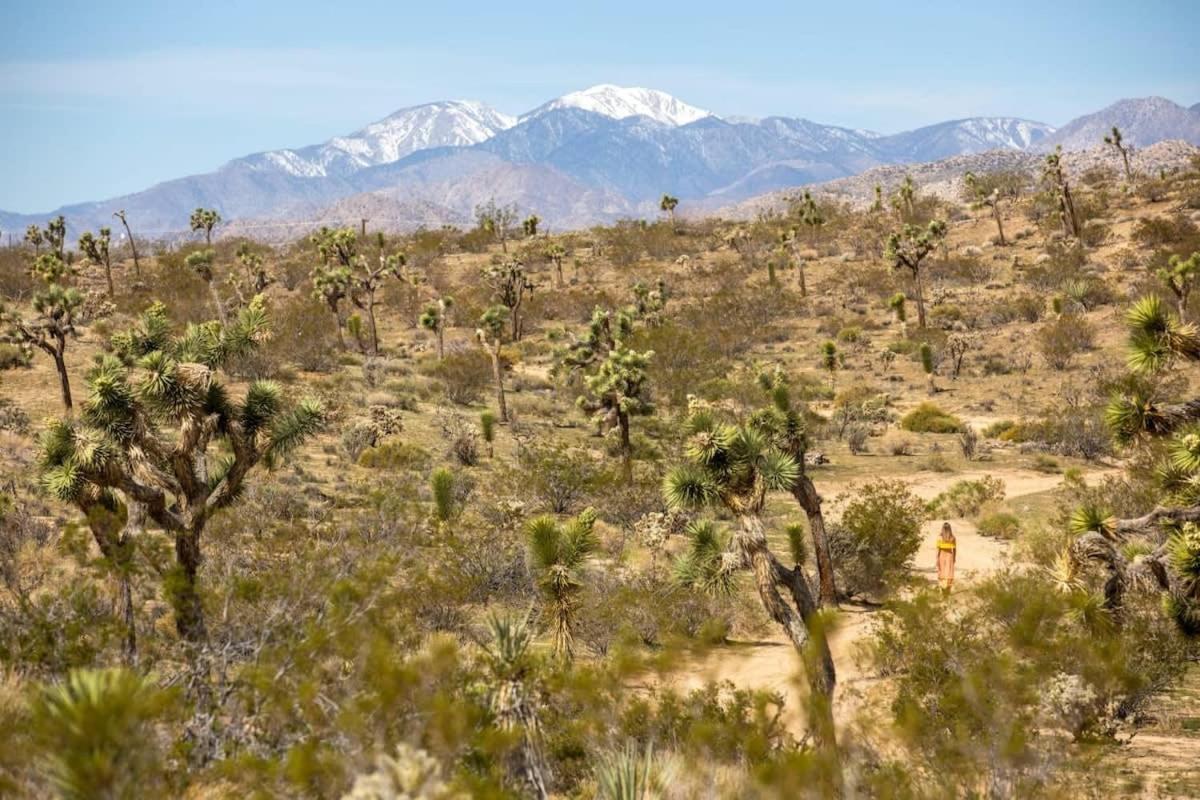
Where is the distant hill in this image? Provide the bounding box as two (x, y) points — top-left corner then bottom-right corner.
(1038, 97), (1200, 152)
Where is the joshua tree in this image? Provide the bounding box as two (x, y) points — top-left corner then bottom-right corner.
(893, 175), (916, 221)
(1043, 147), (1080, 239)
(481, 613), (550, 799)
(1104, 125), (1134, 183)
(419, 296), (453, 359)
(1159, 252), (1199, 321)
(77, 227), (115, 299)
(545, 243), (567, 288)
(78, 227), (115, 299)
(311, 228), (403, 355)
(781, 229), (807, 296)
(480, 410), (497, 458)
(919, 342), (936, 394)
(561, 305), (654, 481)
(43, 215), (67, 260)
(821, 340), (838, 392)
(870, 184), (884, 213)
(25, 224), (45, 255)
(886, 219), (947, 329)
(1065, 296), (1200, 630)
(659, 194), (679, 231)
(476, 199), (518, 252)
(630, 278), (668, 324)
(523, 214), (540, 237)
(310, 253), (352, 350)
(231, 243), (272, 306)
(525, 508), (598, 659)
(184, 249), (227, 325)
(756, 369), (840, 607)
(796, 189), (825, 249)
(477, 306), (510, 423)
(113, 210), (141, 279)
(189, 208), (221, 246)
(964, 171), (1008, 246)
(482, 258), (535, 341)
(946, 333), (973, 380)
(664, 411), (839, 754)
(37, 298), (324, 642)
(2, 254), (81, 412)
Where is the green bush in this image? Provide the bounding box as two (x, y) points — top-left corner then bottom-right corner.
(901, 402), (964, 433)
(976, 511), (1021, 539)
(423, 349), (493, 406)
(983, 419), (1016, 438)
(358, 441), (431, 472)
(0, 343), (31, 370)
(829, 479), (926, 597)
(928, 476), (1006, 517)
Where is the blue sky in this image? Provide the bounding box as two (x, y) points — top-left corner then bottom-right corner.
(2, 0), (1197, 212)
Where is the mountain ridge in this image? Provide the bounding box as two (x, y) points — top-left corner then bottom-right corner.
(4, 89), (1198, 240)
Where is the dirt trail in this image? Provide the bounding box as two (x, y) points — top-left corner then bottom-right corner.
(664, 466), (1076, 735)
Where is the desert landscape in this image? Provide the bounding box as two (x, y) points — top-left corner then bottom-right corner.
(3, 4), (1200, 798)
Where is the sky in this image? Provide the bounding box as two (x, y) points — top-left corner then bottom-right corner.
(1, 0), (1197, 212)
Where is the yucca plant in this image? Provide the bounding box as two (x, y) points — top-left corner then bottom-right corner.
(1158, 251), (1198, 322)
(32, 668), (168, 800)
(78, 227), (115, 299)
(545, 243), (567, 288)
(1068, 295), (1200, 632)
(311, 227), (405, 355)
(37, 297), (324, 642)
(480, 410), (497, 458)
(526, 509), (598, 659)
(481, 612), (550, 799)
(431, 467), (456, 523)
(594, 742), (670, 800)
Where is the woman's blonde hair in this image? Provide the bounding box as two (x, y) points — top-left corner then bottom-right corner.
(940, 521), (955, 541)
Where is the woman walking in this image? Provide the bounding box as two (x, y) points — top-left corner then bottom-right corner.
(936, 522), (957, 595)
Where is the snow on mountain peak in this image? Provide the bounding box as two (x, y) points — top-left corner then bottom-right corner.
(523, 84), (713, 126)
(241, 100), (516, 178)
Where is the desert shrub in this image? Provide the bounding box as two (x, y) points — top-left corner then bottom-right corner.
(900, 403), (963, 434)
(1031, 454), (1061, 474)
(918, 453), (953, 472)
(261, 294), (340, 373)
(1037, 314), (1095, 369)
(1132, 214), (1197, 248)
(958, 427), (979, 460)
(847, 425), (870, 455)
(976, 511), (1021, 539)
(517, 444), (605, 514)
(982, 419), (1016, 439)
(423, 349), (493, 405)
(0, 248), (38, 300)
(0, 343), (31, 370)
(1007, 408), (1111, 460)
(358, 441), (432, 472)
(1024, 242), (1086, 291)
(984, 293), (1044, 325)
(829, 479), (926, 597)
(927, 476), (1005, 517)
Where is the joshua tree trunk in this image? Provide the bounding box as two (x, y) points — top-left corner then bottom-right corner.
(488, 343), (509, 423)
(911, 268), (927, 329)
(791, 477), (839, 606)
(103, 260), (115, 299)
(618, 410), (632, 483)
(114, 211), (141, 279)
(1120, 151), (1132, 183)
(797, 258), (808, 297)
(737, 515), (839, 757)
(51, 346), (72, 413)
(329, 305), (346, 350)
(991, 203), (1006, 246)
(1060, 183), (1079, 239)
(173, 528), (208, 642)
(436, 326), (445, 360)
(365, 294), (380, 355)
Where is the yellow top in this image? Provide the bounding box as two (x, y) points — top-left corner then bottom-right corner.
(937, 540), (956, 551)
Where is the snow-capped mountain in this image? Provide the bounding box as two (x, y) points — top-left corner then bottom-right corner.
(235, 100), (517, 178)
(877, 117), (1054, 162)
(7, 90), (1200, 240)
(522, 84), (713, 126)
